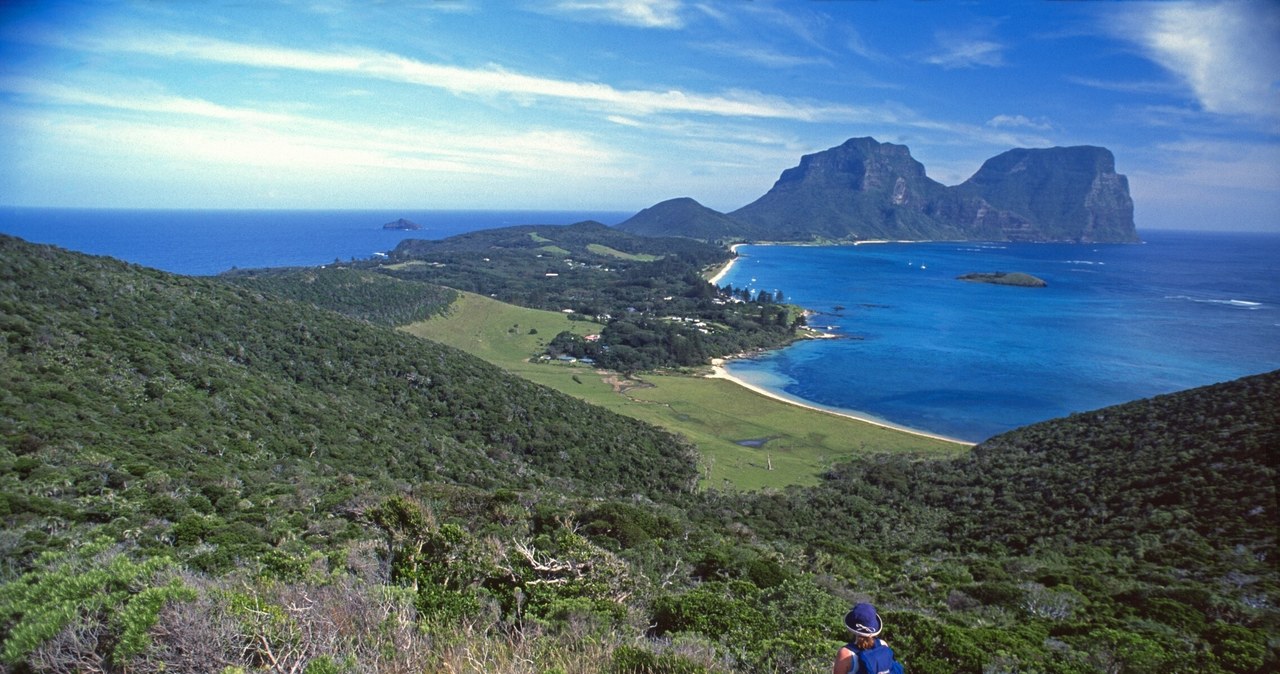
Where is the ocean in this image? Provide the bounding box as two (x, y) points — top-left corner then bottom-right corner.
(0, 207), (630, 276)
(2, 209), (1276, 443)
(719, 231), (1280, 442)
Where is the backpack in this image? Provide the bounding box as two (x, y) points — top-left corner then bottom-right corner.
(847, 639), (904, 674)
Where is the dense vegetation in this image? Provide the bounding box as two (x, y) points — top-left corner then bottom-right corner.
(221, 266), (458, 327)
(375, 221), (806, 371)
(956, 272), (1048, 287)
(0, 235), (696, 571)
(617, 197), (746, 243)
(545, 286), (803, 371)
(1, 236), (1275, 673)
(697, 372), (1277, 671)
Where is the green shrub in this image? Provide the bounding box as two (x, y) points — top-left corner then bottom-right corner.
(611, 644), (711, 674)
(651, 581), (773, 644)
(0, 540), (195, 667)
(1205, 622), (1268, 673)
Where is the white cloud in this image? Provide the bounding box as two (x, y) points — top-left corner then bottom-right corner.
(0, 76), (299, 125)
(842, 25), (888, 62)
(739, 3), (831, 53)
(82, 32), (861, 122)
(545, 0), (684, 29)
(1116, 1), (1280, 118)
(0, 78), (623, 181)
(1127, 139), (1280, 230)
(924, 34), (1005, 69)
(1065, 76), (1183, 97)
(1148, 138), (1280, 192)
(606, 115), (644, 127)
(987, 114), (1053, 131)
(695, 41), (831, 68)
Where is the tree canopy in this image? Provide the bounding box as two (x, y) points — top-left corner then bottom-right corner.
(1, 234), (1275, 673)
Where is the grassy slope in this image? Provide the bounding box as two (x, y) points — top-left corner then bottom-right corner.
(401, 291), (963, 489)
(585, 243), (661, 261)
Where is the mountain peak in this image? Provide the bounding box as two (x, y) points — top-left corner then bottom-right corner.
(728, 137), (952, 240)
(623, 137), (1138, 243)
(955, 145), (1137, 242)
(617, 197), (744, 241)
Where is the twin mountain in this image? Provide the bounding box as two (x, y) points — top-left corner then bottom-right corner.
(619, 137), (1139, 243)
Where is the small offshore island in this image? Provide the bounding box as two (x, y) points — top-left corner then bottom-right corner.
(382, 217), (422, 230)
(957, 271), (1048, 287)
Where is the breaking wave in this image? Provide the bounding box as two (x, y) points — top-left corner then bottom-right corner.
(1167, 295), (1264, 309)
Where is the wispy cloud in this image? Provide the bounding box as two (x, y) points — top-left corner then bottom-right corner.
(78, 31), (859, 122)
(739, 3), (832, 54)
(1150, 138), (1280, 192)
(987, 114), (1053, 132)
(842, 25), (888, 62)
(543, 0), (684, 29)
(1114, 1), (1280, 119)
(0, 77), (620, 179)
(923, 31), (1006, 69)
(694, 41), (831, 68)
(0, 76), (298, 125)
(1066, 76), (1184, 97)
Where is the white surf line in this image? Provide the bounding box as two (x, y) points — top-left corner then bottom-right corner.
(707, 362), (975, 446)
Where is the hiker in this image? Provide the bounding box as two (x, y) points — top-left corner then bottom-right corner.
(833, 602), (904, 674)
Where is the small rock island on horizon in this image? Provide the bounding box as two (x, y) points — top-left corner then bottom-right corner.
(957, 272), (1048, 287)
(382, 218), (422, 231)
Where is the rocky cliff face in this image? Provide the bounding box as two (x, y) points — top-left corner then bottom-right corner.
(730, 137), (961, 240)
(951, 146), (1138, 242)
(621, 137), (1139, 243)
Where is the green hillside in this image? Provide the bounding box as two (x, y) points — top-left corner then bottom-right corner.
(1, 236), (1275, 673)
(0, 235), (696, 569)
(618, 197), (751, 242)
(399, 291), (964, 490)
(221, 265), (459, 326)
(373, 220), (809, 372)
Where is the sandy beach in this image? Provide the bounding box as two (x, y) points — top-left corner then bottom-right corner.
(707, 359), (974, 446)
(705, 240), (970, 446)
(706, 243), (744, 285)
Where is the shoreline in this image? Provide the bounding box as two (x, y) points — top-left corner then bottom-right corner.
(707, 360), (974, 447)
(705, 242), (744, 285)
(705, 239), (972, 447)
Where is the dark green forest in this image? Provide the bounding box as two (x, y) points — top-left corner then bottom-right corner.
(1, 235), (1276, 673)
(221, 266), (459, 327)
(368, 221), (807, 371)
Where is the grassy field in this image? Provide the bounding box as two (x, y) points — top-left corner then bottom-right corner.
(585, 243), (662, 261)
(401, 292), (966, 489)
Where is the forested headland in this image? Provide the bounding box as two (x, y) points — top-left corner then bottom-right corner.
(1, 234), (1276, 673)
(363, 221), (807, 372)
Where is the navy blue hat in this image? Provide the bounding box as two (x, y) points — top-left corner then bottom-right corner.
(844, 603), (882, 637)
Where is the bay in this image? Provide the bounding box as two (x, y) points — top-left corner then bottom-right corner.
(719, 231), (1280, 443)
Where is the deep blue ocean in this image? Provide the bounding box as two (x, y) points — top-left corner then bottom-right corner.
(2, 208), (1276, 443)
(720, 232), (1280, 442)
(0, 208), (629, 276)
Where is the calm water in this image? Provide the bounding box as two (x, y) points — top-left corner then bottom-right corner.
(721, 232), (1280, 442)
(0, 208), (629, 275)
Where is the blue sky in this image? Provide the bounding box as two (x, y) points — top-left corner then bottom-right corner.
(0, 1), (1277, 231)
